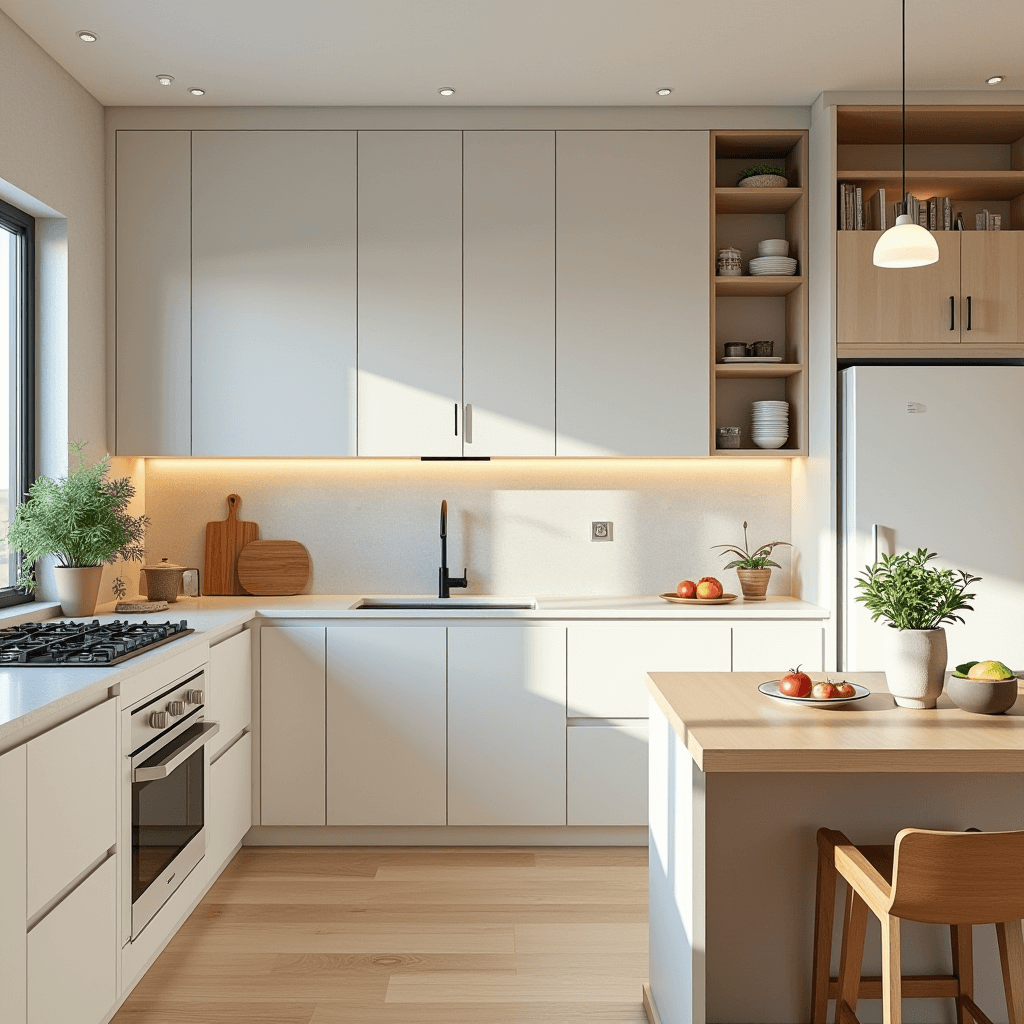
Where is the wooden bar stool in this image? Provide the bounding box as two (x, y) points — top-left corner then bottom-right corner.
(811, 826), (1024, 1024)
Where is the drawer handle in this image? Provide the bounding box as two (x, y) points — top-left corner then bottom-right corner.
(949, 296), (955, 331)
(966, 295), (972, 331)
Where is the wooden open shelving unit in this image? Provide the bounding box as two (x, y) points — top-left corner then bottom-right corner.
(710, 130), (809, 457)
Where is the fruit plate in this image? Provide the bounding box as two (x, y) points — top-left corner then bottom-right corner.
(659, 592), (738, 605)
(758, 679), (871, 706)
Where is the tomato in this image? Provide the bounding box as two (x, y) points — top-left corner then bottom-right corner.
(779, 665), (812, 697)
(676, 580), (697, 598)
(811, 681), (840, 700)
(834, 682), (856, 698)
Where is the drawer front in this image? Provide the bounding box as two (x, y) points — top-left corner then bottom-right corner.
(210, 732), (252, 875)
(27, 856), (117, 1024)
(731, 623), (825, 672)
(209, 630), (252, 753)
(567, 723), (648, 826)
(567, 625), (731, 718)
(27, 701), (117, 916)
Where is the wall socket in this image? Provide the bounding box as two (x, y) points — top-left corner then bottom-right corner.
(591, 521), (613, 542)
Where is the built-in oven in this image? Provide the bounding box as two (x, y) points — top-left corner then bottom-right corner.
(127, 669), (218, 940)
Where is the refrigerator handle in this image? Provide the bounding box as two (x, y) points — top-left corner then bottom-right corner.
(872, 524), (879, 564)
(949, 296), (955, 331)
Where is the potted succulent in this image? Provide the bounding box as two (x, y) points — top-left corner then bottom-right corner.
(737, 163), (789, 188)
(712, 521), (791, 601)
(6, 443), (150, 616)
(854, 548), (980, 709)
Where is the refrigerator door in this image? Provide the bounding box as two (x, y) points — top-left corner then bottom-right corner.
(841, 365), (1024, 673)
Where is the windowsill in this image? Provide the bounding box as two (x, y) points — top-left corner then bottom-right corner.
(0, 601), (61, 627)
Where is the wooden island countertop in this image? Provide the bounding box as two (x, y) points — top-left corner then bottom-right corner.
(646, 671), (1024, 774)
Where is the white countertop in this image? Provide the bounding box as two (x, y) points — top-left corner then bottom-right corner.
(0, 594), (827, 747)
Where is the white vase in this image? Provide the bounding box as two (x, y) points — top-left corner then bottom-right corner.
(882, 627), (947, 709)
(53, 565), (104, 618)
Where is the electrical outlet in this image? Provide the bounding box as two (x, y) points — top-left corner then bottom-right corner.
(591, 521), (613, 542)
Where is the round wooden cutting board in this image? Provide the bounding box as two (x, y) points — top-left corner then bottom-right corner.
(237, 540), (311, 596)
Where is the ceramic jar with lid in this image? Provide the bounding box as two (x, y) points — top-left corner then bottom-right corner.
(141, 558), (186, 603)
(716, 247), (743, 277)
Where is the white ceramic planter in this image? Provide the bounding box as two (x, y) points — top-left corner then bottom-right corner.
(882, 626), (947, 709)
(53, 565), (104, 618)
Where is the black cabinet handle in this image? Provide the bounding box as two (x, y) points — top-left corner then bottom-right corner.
(966, 295), (972, 331)
(950, 296), (955, 331)
(454, 403), (458, 435)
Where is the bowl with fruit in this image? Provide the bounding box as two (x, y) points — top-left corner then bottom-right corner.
(946, 660), (1019, 715)
(758, 667), (870, 705)
(660, 577), (737, 605)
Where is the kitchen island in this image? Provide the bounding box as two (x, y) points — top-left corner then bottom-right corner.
(645, 672), (1024, 1024)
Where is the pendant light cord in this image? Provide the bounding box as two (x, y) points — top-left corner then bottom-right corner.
(902, 0), (906, 215)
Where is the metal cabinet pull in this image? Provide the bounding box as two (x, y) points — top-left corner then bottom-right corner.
(134, 721), (219, 782)
(950, 296), (955, 331)
(464, 404), (473, 444)
(966, 295), (972, 331)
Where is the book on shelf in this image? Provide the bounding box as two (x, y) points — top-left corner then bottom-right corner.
(839, 184), (963, 231)
(975, 209), (1003, 230)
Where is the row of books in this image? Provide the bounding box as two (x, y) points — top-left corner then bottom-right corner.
(838, 185), (964, 231)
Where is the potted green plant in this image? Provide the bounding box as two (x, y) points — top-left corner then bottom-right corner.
(712, 521), (791, 601)
(737, 163), (789, 188)
(6, 443), (150, 616)
(854, 549), (980, 709)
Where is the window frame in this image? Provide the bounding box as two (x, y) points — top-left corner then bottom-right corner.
(0, 196), (36, 608)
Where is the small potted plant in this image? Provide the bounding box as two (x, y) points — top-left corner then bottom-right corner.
(854, 549), (980, 709)
(7, 443), (150, 616)
(711, 521), (791, 601)
(737, 163), (789, 189)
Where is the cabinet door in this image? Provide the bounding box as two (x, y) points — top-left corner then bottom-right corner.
(260, 627), (325, 825)
(732, 623), (824, 672)
(961, 232), (1024, 344)
(463, 131), (556, 456)
(115, 130), (191, 455)
(0, 745), (26, 1024)
(208, 630), (252, 758)
(210, 732), (252, 875)
(556, 131), (710, 456)
(27, 856), (117, 1024)
(192, 131), (357, 455)
(567, 723), (648, 826)
(567, 625), (732, 718)
(327, 626), (447, 825)
(837, 231), (961, 345)
(358, 131), (463, 456)
(448, 626), (566, 826)
(27, 701), (116, 916)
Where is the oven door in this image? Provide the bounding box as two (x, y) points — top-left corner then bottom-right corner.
(131, 717), (220, 938)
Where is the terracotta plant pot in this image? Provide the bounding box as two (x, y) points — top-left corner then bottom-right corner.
(736, 567), (771, 601)
(53, 565), (104, 618)
(882, 627), (947, 709)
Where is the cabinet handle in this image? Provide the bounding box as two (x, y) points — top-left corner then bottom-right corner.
(454, 403), (458, 436)
(950, 296), (955, 331)
(464, 404), (473, 445)
(966, 295), (972, 331)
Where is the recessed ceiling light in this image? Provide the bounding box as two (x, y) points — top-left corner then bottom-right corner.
(656, 88), (673, 97)
(188, 87), (206, 97)
(986, 75), (1004, 85)
(438, 87), (455, 97)
(77, 30), (98, 42)
(156, 74), (174, 86)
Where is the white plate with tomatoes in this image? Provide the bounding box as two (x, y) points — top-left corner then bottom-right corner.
(758, 677), (871, 706)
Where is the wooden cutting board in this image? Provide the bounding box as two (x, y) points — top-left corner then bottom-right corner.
(237, 540), (311, 596)
(204, 494), (260, 596)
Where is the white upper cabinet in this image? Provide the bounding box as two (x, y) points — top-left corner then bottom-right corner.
(463, 131), (556, 456)
(115, 130), (192, 456)
(357, 131), (464, 456)
(555, 131), (710, 456)
(191, 131), (358, 455)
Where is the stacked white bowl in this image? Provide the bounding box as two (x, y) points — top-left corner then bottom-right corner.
(750, 238), (796, 276)
(751, 400), (789, 449)
(757, 238), (789, 257)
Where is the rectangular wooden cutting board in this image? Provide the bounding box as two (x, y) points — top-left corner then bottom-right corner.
(204, 494), (259, 595)
(237, 540), (311, 596)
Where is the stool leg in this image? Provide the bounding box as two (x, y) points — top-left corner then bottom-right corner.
(811, 837), (839, 1024)
(838, 886), (868, 1023)
(996, 919), (1024, 1024)
(881, 914), (903, 1024)
(950, 925), (974, 1024)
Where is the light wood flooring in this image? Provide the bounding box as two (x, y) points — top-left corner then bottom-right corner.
(112, 846), (649, 1024)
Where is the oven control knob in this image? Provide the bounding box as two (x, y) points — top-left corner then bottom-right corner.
(186, 689), (204, 705)
(166, 701), (186, 717)
(149, 711), (167, 729)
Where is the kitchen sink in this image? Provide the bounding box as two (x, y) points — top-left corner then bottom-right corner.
(354, 596), (537, 611)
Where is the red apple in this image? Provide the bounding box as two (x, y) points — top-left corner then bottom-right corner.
(811, 681), (840, 700)
(696, 577), (723, 599)
(779, 666), (812, 698)
(676, 580), (697, 599)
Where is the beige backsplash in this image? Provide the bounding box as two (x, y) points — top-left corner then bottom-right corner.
(142, 458), (792, 599)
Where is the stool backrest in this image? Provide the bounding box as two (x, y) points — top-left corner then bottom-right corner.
(889, 828), (1024, 925)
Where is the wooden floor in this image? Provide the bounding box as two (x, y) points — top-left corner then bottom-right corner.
(113, 846), (649, 1024)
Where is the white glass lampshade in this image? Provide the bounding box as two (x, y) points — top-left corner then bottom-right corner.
(872, 214), (940, 268)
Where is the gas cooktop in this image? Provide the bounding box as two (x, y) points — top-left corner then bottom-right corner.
(0, 620), (194, 666)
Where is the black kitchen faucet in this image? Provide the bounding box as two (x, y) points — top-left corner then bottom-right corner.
(439, 500), (468, 599)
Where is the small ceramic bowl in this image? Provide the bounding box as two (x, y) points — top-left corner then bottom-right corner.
(945, 673), (1019, 715)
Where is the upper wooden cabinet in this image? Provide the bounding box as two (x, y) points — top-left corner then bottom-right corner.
(960, 231), (1024, 345)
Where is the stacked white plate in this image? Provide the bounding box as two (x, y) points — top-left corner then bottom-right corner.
(751, 400), (789, 449)
(749, 256), (798, 276)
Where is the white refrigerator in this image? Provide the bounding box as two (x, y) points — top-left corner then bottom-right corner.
(840, 364), (1024, 672)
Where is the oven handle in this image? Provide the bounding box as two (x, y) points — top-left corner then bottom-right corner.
(133, 721), (220, 782)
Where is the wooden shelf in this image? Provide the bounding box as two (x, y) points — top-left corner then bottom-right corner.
(715, 276), (803, 297)
(838, 106), (1024, 146)
(712, 446), (807, 458)
(714, 362), (803, 379)
(836, 169), (1024, 202)
(715, 188), (803, 214)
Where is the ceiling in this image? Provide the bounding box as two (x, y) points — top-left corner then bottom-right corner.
(2, 0), (1021, 108)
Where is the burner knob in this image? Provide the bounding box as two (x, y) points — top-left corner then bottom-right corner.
(166, 700), (186, 717)
(186, 689), (204, 705)
(150, 711), (167, 729)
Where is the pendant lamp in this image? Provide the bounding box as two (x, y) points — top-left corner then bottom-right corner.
(872, 0), (939, 268)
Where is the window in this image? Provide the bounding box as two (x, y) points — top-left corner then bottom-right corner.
(0, 197), (35, 606)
